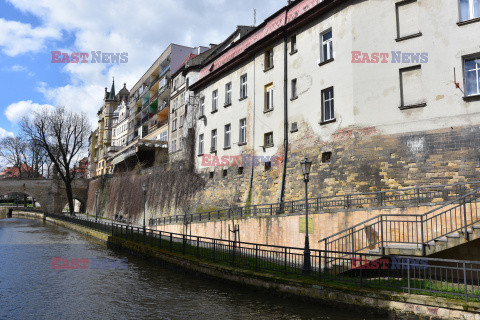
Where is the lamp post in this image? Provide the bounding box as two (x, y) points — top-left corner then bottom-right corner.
(95, 190), (99, 223)
(142, 183), (147, 241)
(300, 157), (312, 274)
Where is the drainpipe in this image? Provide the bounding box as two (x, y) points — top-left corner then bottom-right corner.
(279, 10), (289, 208)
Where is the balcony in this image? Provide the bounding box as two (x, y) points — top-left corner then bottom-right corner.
(150, 76), (159, 89)
(159, 83), (170, 96)
(141, 115), (149, 124)
(149, 92), (159, 105)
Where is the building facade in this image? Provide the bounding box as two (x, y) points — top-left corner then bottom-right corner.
(189, 0), (480, 207)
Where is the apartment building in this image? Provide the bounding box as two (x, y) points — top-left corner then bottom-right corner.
(190, 0), (480, 206)
(89, 79), (129, 176)
(103, 44), (206, 174)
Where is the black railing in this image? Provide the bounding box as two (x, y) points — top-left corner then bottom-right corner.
(150, 181), (480, 226)
(44, 213), (480, 302)
(321, 187), (480, 258)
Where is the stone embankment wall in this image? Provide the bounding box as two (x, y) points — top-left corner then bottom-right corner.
(88, 125), (480, 223)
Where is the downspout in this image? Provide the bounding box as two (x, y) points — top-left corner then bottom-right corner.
(248, 49), (257, 203)
(279, 9), (289, 208)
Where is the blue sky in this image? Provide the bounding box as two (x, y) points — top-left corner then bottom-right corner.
(0, 0), (282, 138)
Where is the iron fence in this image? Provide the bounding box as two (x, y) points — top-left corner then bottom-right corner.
(321, 187), (480, 258)
(150, 181), (480, 226)
(45, 212), (480, 302)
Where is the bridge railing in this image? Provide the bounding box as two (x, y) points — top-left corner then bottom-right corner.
(45, 212), (480, 302)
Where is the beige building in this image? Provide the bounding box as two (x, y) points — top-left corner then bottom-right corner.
(190, 0), (480, 206)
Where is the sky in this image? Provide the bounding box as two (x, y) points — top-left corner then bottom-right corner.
(0, 0), (284, 138)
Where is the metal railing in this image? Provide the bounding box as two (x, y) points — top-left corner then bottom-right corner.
(321, 187), (480, 258)
(150, 181), (480, 226)
(44, 212), (480, 302)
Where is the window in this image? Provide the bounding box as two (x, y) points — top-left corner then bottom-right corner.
(212, 90), (218, 112)
(291, 35), (297, 53)
(200, 97), (205, 117)
(320, 29), (333, 63)
(198, 134), (204, 155)
(265, 83), (274, 111)
(185, 78), (189, 91)
(395, 0), (421, 40)
(224, 124), (231, 148)
(264, 161), (272, 171)
(240, 74), (248, 99)
(264, 48), (274, 70)
(399, 65), (425, 108)
(181, 93), (185, 105)
(238, 167), (244, 175)
(179, 114), (184, 128)
(172, 118), (177, 131)
(464, 56), (480, 97)
(222, 169), (227, 177)
(211, 129), (217, 152)
(172, 140), (177, 153)
(264, 132), (273, 147)
(322, 152), (332, 163)
(459, 0), (480, 22)
(178, 137), (183, 151)
(225, 82), (232, 105)
(291, 79), (297, 99)
(321, 87), (335, 122)
(209, 171), (214, 179)
(239, 118), (247, 144)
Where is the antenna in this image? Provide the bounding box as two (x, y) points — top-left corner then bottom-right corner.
(253, 9), (256, 26)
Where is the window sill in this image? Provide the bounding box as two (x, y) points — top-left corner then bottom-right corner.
(463, 94), (480, 102)
(457, 17), (480, 26)
(172, 129), (177, 132)
(289, 50), (298, 55)
(264, 108), (274, 114)
(263, 66), (274, 72)
(261, 144), (274, 149)
(319, 118), (336, 125)
(239, 96), (248, 101)
(399, 102), (427, 110)
(211, 109), (218, 114)
(238, 142), (247, 146)
(290, 96), (298, 101)
(210, 149), (217, 154)
(395, 32), (423, 42)
(290, 128), (298, 133)
(224, 102), (232, 108)
(198, 115), (206, 120)
(318, 58), (334, 67)
(223, 146), (231, 150)
(197, 153), (204, 157)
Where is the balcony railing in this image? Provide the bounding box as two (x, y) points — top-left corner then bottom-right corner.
(149, 92), (159, 105)
(150, 76), (159, 89)
(141, 115), (149, 124)
(158, 83), (170, 96)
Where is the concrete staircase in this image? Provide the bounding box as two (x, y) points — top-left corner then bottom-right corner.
(368, 223), (480, 256)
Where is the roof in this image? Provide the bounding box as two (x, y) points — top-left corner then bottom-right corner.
(192, 0), (345, 90)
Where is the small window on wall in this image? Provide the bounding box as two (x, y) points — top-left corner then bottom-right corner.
(322, 152), (332, 163)
(395, 0), (422, 41)
(291, 79), (298, 99)
(459, 0), (480, 22)
(321, 87), (335, 123)
(320, 29), (333, 63)
(464, 55), (480, 97)
(264, 48), (274, 70)
(399, 65), (426, 109)
(264, 83), (274, 112)
(264, 132), (274, 148)
(290, 35), (297, 53)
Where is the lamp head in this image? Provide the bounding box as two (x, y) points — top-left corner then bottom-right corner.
(300, 157), (312, 176)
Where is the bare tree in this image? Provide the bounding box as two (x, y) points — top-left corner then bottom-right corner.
(21, 106), (91, 214)
(0, 136), (28, 177)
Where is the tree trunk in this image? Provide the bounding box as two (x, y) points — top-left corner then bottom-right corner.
(24, 194), (27, 208)
(64, 180), (75, 215)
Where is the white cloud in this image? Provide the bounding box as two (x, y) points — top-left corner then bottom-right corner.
(9, 64), (26, 71)
(4, 100), (55, 123)
(3, 0), (281, 125)
(0, 127), (14, 138)
(0, 18), (61, 56)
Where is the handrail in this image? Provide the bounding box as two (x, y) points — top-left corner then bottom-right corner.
(320, 187), (480, 257)
(151, 181), (480, 226)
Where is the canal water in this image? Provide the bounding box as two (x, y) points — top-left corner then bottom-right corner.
(0, 216), (382, 319)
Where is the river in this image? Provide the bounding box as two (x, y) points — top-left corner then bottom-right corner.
(0, 216), (382, 319)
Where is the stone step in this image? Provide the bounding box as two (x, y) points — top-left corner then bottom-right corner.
(434, 237), (448, 242)
(473, 224), (480, 230)
(446, 232), (460, 238)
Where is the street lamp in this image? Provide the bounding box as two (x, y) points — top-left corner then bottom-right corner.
(142, 183), (147, 238)
(95, 190), (99, 223)
(300, 157), (312, 274)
